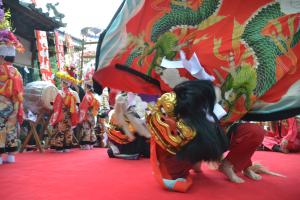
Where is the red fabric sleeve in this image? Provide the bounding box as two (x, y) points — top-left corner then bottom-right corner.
(50, 93), (64, 126)
(11, 68), (24, 124)
(150, 139), (193, 192)
(79, 94), (90, 123)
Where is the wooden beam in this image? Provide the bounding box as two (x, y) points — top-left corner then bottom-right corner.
(79, 39), (85, 80)
(84, 41), (98, 45)
(4, 0), (62, 31)
(83, 55), (96, 58)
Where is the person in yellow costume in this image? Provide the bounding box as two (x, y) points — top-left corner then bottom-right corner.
(49, 72), (80, 152)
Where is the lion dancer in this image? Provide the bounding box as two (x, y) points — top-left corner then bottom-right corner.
(147, 80), (229, 192)
(106, 92), (151, 160)
(79, 79), (100, 150)
(146, 51), (273, 191)
(0, 9), (25, 165)
(49, 72), (79, 152)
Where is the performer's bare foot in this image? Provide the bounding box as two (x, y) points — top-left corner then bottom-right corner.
(192, 161), (202, 173)
(220, 160), (245, 183)
(244, 168), (262, 180)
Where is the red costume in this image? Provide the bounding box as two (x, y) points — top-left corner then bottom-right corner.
(147, 81), (228, 192)
(79, 91), (99, 123)
(0, 62), (24, 154)
(50, 88), (79, 127)
(225, 123), (265, 171)
(0, 15), (25, 163)
(49, 84), (79, 151)
(262, 117), (300, 152)
(0, 62), (24, 124)
(78, 90), (100, 146)
(150, 139), (193, 192)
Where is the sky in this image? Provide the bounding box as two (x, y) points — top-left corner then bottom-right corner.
(33, 0), (123, 38)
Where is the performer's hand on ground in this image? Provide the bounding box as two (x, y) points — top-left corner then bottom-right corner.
(220, 160), (245, 183)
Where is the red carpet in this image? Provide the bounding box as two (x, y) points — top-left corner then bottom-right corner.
(0, 149), (299, 200)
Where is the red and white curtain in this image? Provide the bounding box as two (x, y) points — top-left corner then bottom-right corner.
(35, 30), (52, 81)
(64, 34), (75, 66)
(54, 31), (65, 71)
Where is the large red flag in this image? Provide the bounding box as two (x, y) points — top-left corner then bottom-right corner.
(94, 0), (300, 123)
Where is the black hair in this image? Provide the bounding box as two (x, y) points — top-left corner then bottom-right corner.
(93, 81), (103, 95)
(4, 56), (15, 63)
(70, 85), (85, 101)
(174, 80), (229, 163)
(85, 84), (93, 92)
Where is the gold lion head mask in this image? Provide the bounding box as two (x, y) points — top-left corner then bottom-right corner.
(146, 92), (196, 154)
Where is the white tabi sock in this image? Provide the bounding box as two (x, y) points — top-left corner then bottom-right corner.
(7, 154), (15, 163)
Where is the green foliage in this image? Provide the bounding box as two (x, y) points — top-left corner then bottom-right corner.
(49, 56), (61, 89)
(0, 9), (12, 30)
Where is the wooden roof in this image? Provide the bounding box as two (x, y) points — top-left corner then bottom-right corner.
(3, 0), (64, 41)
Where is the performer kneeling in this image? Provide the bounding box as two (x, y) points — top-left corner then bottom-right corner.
(106, 93), (151, 160)
(79, 80), (99, 150)
(147, 80), (273, 192)
(49, 72), (79, 152)
(147, 80), (229, 192)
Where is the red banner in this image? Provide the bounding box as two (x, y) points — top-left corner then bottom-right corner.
(35, 30), (52, 81)
(65, 34), (75, 66)
(54, 31), (65, 71)
(65, 34), (74, 51)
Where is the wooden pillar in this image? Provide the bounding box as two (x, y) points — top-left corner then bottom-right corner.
(79, 38), (85, 80)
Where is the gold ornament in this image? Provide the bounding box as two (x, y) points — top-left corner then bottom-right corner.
(147, 92), (196, 155)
